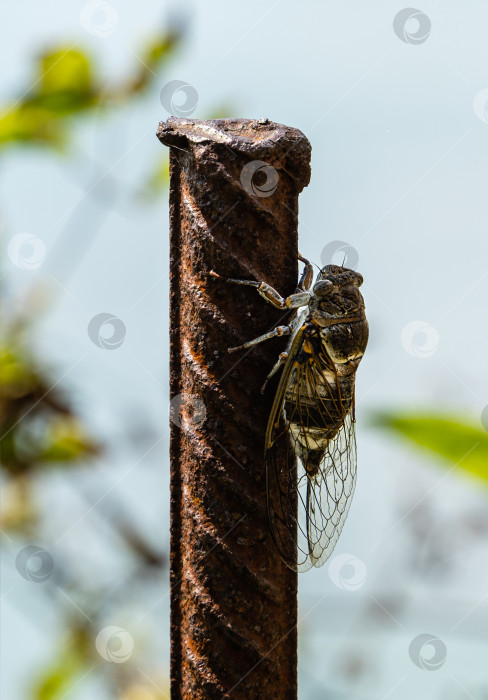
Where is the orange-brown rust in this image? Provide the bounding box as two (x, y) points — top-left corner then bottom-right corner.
(158, 117), (311, 700)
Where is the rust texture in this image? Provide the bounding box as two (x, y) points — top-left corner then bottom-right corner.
(157, 117), (311, 699)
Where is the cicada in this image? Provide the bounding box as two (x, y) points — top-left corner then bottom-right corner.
(211, 255), (368, 571)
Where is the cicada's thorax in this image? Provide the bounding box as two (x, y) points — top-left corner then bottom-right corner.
(284, 283), (368, 477)
(310, 282), (368, 365)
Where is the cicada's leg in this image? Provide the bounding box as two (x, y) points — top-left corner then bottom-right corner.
(228, 306), (303, 355)
(298, 254), (314, 292)
(228, 323), (293, 354)
(260, 352), (288, 394)
(210, 270), (310, 310)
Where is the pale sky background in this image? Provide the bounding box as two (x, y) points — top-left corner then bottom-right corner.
(2, 1), (488, 698)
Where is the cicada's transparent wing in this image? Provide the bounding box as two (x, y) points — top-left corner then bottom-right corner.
(265, 331), (358, 572)
(296, 411), (357, 571)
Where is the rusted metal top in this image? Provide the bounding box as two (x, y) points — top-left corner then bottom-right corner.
(157, 117), (311, 183)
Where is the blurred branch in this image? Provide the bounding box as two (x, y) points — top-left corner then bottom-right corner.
(78, 487), (167, 570)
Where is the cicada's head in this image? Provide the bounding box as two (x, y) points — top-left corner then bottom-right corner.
(313, 265), (363, 297)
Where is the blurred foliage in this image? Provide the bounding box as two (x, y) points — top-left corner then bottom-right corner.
(373, 412), (488, 482)
(0, 329), (98, 535)
(1, 20), (186, 524)
(0, 29), (181, 150)
(35, 629), (87, 700)
(0, 338), (98, 474)
(0, 15), (485, 700)
(1, 18), (233, 700)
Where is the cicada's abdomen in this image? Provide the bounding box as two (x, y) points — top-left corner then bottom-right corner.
(283, 315), (367, 478)
(284, 370), (355, 476)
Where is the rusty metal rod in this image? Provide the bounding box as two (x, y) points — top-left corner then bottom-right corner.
(157, 117), (311, 699)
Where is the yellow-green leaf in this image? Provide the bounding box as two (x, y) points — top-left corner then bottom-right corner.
(33, 47), (95, 114)
(40, 417), (99, 462)
(35, 653), (86, 700)
(36, 665), (76, 700)
(0, 103), (63, 147)
(372, 412), (488, 482)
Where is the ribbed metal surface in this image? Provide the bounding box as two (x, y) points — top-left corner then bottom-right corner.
(158, 117), (311, 699)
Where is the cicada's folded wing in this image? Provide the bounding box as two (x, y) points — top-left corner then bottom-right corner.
(265, 330), (357, 572)
(265, 327), (307, 571)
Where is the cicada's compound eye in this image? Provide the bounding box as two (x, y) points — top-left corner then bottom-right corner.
(313, 279), (333, 296)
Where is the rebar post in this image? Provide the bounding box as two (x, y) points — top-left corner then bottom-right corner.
(157, 117), (311, 699)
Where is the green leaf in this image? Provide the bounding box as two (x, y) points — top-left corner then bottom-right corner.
(372, 412), (488, 481)
(40, 417), (99, 462)
(0, 103), (64, 148)
(34, 650), (87, 700)
(30, 47), (96, 115)
(39, 48), (92, 93)
(0, 344), (35, 393)
(34, 624), (93, 699)
(36, 664), (79, 700)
